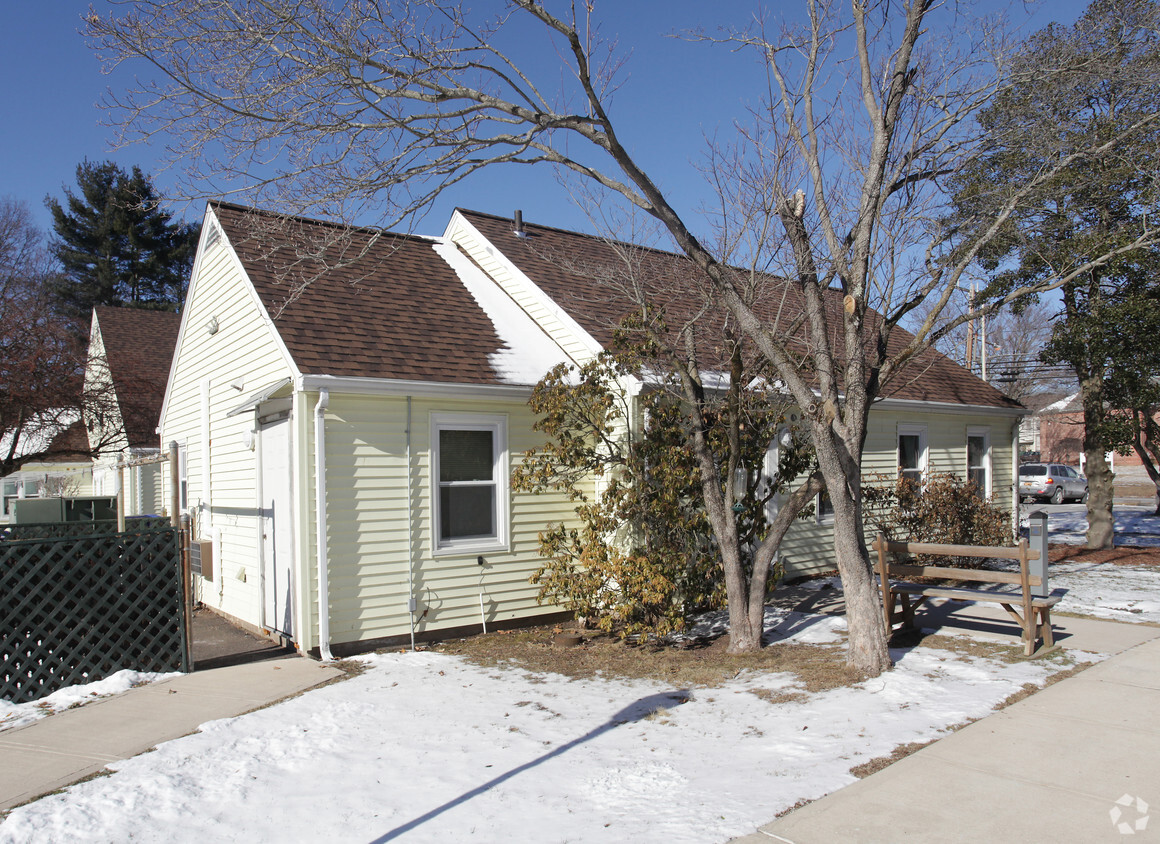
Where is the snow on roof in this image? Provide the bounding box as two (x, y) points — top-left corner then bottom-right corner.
(1041, 391), (1081, 414)
(434, 240), (572, 386)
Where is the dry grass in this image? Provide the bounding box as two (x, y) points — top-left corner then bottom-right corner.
(849, 738), (942, 778)
(1049, 544), (1160, 567)
(887, 629), (1046, 664)
(748, 688), (810, 705)
(845, 641), (1093, 781)
(434, 625), (862, 691)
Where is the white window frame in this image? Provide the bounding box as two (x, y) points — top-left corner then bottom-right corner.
(178, 443), (189, 512)
(430, 412), (509, 555)
(815, 488), (835, 525)
(897, 423), (928, 488)
(966, 426), (992, 498)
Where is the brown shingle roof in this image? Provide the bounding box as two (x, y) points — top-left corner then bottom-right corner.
(93, 306), (181, 449)
(459, 210), (1022, 410)
(212, 202), (507, 385)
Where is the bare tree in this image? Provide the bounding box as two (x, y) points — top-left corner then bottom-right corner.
(89, 0), (1160, 675)
(0, 198), (123, 477)
(517, 225), (823, 651)
(907, 294), (1073, 403)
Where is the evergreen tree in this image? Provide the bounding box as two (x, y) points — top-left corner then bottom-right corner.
(45, 160), (199, 316)
(949, 0), (1160, 548)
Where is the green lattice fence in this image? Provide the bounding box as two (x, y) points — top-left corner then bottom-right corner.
(1, 526), (188, 703)
(0, 517), (171, 543)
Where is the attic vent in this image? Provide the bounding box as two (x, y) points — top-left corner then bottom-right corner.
(205, 223), (222, 248)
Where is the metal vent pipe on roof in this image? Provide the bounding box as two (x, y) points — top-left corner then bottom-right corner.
(513, 209), (527, 238)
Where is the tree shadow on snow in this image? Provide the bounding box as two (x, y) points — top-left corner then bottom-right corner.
(368, 690), (691, 842)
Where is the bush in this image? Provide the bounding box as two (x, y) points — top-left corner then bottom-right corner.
(513, 352), (809, 639)
(864, 473), (1012, 567)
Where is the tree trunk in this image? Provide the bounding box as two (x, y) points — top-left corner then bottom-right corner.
(813, 418), (892, 677)
(829, 490), (893, 676)
(721, 537), (763, 653)
(1084, 447), (1115, 548)
(1080, 377), (1115, 549)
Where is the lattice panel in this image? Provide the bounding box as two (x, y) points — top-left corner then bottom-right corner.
(1, 527), (188, 704)
(1, 517), (170, 543)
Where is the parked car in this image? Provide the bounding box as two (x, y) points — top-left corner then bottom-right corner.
(1019, 462), (1089, 504)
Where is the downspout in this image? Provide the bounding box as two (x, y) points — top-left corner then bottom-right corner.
(406, 396), (416, 651)
(314, 389), (334, 661)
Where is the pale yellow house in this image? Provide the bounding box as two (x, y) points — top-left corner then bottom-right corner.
(0, 421), (93, 522)
(162, 202), (1024, 658)
(84, 307), (181, 517)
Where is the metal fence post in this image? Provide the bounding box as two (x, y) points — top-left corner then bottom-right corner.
(1027, 509), (1049, 598)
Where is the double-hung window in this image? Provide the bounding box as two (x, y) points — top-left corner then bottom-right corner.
(966, 426), (991, 498)
(432, 413), (508, 553)
(898, 424), (928, 490)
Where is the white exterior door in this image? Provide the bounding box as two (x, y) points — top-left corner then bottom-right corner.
(261, 417), (295, 638)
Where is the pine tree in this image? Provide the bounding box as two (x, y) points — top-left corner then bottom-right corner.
(45, 160), (199, 316)
(949, 0), (1160, 548)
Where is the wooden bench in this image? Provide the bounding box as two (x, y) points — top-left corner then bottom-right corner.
(872, 533), (1062, 656)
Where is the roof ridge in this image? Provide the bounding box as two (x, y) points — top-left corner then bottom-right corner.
(210, 200), (437, 245)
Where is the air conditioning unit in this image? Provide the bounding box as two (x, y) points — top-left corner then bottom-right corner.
(190, 538), (214, 581)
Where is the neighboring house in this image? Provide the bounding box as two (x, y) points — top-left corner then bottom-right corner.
(0, 421), (93, 522)
(1033, 390), (1157, 494)
(162, 202), (1025, 658)
(1017, 390), (1070, 459)
(85, 306), (182, 516)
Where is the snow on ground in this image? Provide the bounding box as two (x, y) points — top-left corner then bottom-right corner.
(1051, 562), (1160, 624)
(1009, 504), (1160, 623)
(1021, 504), (1160, 547)
(0, 670), (179, 734)
(0, 619), (1086, 844)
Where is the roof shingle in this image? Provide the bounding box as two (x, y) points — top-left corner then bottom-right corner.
(459, 210), (1022, 410)
(212, 202), (507, 385)
(93, 306), (181, 449)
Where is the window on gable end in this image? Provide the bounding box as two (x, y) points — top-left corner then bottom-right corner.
(967, 426), (991, 498)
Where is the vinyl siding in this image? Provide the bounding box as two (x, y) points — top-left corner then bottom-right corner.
(778, 406), (1021, 578)
(314, 392), (584, 647)
(160, 213), (297, 628)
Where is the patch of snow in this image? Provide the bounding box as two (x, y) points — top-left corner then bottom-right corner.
(1020, 505), (1160, 547)
(0, 670), (180, 733)
(1050, 562), (1160, 624)
(1040, 391), (1080, 414)
(684, 605), (848, 645)
(0, 633), (1086, 843)
(434, 240), (572, 386)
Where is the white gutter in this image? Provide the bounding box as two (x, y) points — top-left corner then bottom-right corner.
(314, 389), (334, 662)
(298, 373), (532, 401)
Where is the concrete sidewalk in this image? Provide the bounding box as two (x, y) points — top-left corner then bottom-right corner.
(733, 610), (1160, 843)
(0, 656), (342, 813)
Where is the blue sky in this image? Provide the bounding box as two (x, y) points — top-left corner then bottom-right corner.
(1, 1), (1092, 240)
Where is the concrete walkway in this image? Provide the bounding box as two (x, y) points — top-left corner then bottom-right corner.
(733, 608), (1160, 843)
(0, 656), (342, 813)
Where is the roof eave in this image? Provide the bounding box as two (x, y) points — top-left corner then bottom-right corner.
(297, 374), (533, 401)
